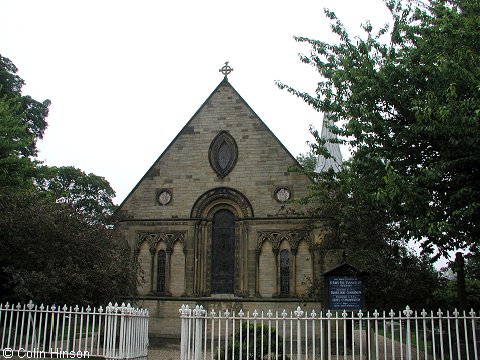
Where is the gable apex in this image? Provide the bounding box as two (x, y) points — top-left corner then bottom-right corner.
(117, 75), (304, 212)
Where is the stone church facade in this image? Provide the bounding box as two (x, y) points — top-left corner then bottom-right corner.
(116, 71), (343, 337)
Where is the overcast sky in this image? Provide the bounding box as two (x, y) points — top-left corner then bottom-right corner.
(1, 0), (392, 204)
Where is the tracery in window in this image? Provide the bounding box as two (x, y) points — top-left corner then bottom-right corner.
(274, 187), (291, 203)
(157, 189), (172, 206)
(209, 131), (238, 177)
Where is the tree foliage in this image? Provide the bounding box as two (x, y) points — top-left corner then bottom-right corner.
(0, 54), (50, 189)
(434, 270), (480, 310)
(0, 54), (50, 158)
(0, 97), (36, 188)
(299, 167), (440, 309)
(465, 252), (480, 280)
(217, 323), (285, 360)
(296, 151), (317, 173)
(0, 54), (137, 304)
(35, 166), (117, 225)
(278, 0), (480, 258)
(0, 191), (136, 305)
(438, 252), (480, 309)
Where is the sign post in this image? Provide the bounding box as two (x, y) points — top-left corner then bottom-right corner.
(327, 275), (365, 310)
(322, 263), (368, 353)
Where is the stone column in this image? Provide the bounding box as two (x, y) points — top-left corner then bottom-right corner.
(273, 249), (279, 296)
(182, 246), (188, 296)
(291, 248), (297, 296)
(236, 221), (249, 296)
(193, 221), (200, 295)
(255, 248), (260, 297)
(166, 248), (173, 295)
(203, 221), (210, 295)
(310, 247), (315, 280)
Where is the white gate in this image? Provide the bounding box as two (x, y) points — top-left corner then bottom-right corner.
(0, 300), (149, 360)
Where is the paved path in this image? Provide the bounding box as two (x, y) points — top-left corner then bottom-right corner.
(148, 338), (181, 360)
(145, 331), (427, 360)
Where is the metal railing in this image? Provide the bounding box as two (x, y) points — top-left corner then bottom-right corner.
(0, 300), (149, 359)
(179, 304), (479, 360)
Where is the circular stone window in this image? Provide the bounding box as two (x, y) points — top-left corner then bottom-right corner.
(274, 187), (291, 203)
(157, 189), (172, 206)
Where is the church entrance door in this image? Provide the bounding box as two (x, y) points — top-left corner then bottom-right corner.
(211, 209), (235, 293)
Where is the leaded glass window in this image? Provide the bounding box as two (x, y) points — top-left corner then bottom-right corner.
(157, 250), (166, 293)
(280, 249), (290, 295)
(211, 209), (235, 293)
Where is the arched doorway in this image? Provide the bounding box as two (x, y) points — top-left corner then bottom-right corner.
(191, 187), (253, 296)
(211, 209), (235, 293)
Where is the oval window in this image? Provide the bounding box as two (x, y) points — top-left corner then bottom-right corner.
(209, 131), (238, 177)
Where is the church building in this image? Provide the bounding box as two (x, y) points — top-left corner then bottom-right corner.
(116, 63), (344, 337)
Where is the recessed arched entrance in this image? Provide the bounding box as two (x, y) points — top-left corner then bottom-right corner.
(191, 187), (253, 296)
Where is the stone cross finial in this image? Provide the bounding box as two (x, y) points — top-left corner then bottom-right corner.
(219, 61), (233, 77)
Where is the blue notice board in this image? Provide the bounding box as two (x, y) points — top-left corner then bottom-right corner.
(327, 276), (364, 310)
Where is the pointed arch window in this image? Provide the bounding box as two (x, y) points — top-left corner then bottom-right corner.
(157, 250), (166, 293)
(209, 131), (238, 177)
(280, 249), (290, 295)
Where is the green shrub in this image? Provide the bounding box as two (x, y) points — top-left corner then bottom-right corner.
(217, 322), (289, 360)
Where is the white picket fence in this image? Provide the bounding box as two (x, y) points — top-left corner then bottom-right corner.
(179, 305), (480, 360)
(0, 300), (149, 359)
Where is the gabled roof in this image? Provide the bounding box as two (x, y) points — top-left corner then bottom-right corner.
(116, 76), (305, 211)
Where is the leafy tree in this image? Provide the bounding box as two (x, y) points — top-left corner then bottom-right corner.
(0, 54), (50, 190)
(440, 252), (480, 309)
(35, 166), (117, 225)
(433, 271), (480, 310)
(0, 55), (137, 304)
(465, 251), (480, 280)
(277, 0), (480, 259)
(296, 150), (317, 173)
(353, 240), (439, 309)
(0, 97), (36, 188)
(0, 54), (50, 158)
(0, 190), (137, 305)
(299, 169), (440, 309)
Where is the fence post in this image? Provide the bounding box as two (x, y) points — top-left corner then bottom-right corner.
(193, 305), (205, 360)
(294, 306), (304, 360)
(117, 302), (136, 359)
(403, 306), (413, 360)
(119, 303), (126, 359)
(105, 303), (113, 359)
(179, 305), (191, 360)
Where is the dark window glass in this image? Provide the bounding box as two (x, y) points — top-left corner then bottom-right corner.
(280, 249), (290, 295)
(211, 209), (235, 293)
(157, 250), (166, 293)
(218, 141), (231, 169)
